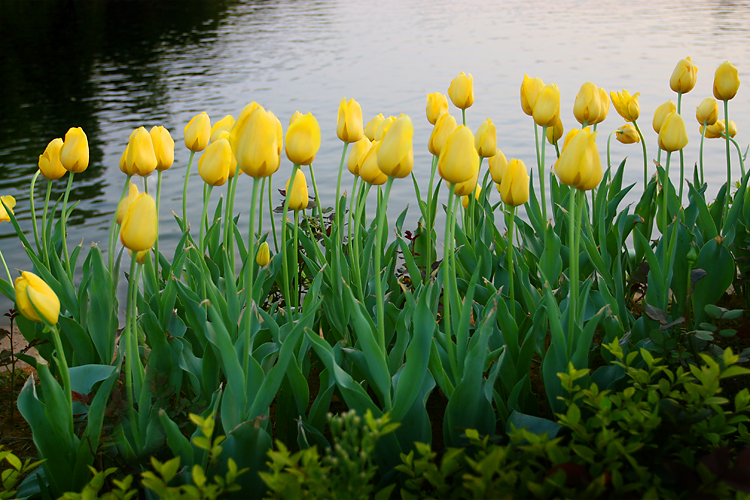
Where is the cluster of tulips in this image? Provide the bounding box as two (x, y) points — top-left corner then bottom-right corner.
(0, 55), (745, 497)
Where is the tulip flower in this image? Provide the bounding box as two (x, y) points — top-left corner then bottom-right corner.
(337, 98), (364, 143)
(670, 57), (698, 94)
(289, 110), (303, 125)
(124, 127), (158, 177)
(347, 137), (372, 176)
(0, 196), (15, 223)
(267, 111), (284, 157)
(714, 61), (740, 101)
(610, 90), (640, 123)
(378, 115), (414, 178)
(212, 131), (240, 177)
(286, 169), (309, 211)
(428, 112), (458, 156)
(498, 159), (530, 206)
(453, 166), (478, 196)
(60, 127), (89, 173)
(700, 120), (725, 139)
(364, 114), (385, 141)
(448, 72), (474, 110)
(546, 118), (564, 146)
(14, 271), (60, 325)
(577, 142), (603, 192)
(533, 84), (560, 127)
(256, 241), (270, 267)
(593, 87), (610, 124)
(696, 97), (719, 126)
(199, 138), (232, 186)
(438, 126), (479, 185)
(38, 138), (66, 180)
(184, 112), (211, 152)
(616, 124), (640, 144)
(489, 150), (508, 184)
(374, 116), (396, 142)
(234, 106), (280, 178)
(150, 126), (175, 171)
(128, 249), (149, 264)
(210, 115), (236, 143)
(426, 93), (449, 125)
(462, 185), (482, 209)
(653, 100), (677, 133)
(658, 112), (689, 152)
(116, 183), (140, 224)
(555, 128), (598, 189)
(573, 82), (602, 125)
(474, 119), (497, 158)
(120, 193), (157, 252)
(360, 142), (388, 186)
(285, 112), (321, 165)
(520, 75), (544, 116)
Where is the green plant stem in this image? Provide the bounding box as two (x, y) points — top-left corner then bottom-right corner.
(243, 177), (261, 377)
(225, 166), (242, 273)
(606, 130), (616, 180)
(293, 210), (300, 316)
(677, 93), (685, 203)
(663, 151), (673, 272)
(308, 164), (326, 232)
(143, 175), (149, 196)
(427, 155), (440, 267)
(347, 175), (359, 251)
(568, 188), (579, 343)
(0, 249), (11, 284)
(154, 170), (163, 283)
(60, 172), (75, 279)
(182, 151), (196, 231)
(48, 322), (73, 434)
(633, 120), (649, 187)
(200, 185), (213, 256)
(374, 177), (394, 355)
(699, 121), (707, 186)
(280, 165), (300, 321)
(124, 257), (141, 446)
(462, 109), (466, 126)
(539, 126), (549, 221)
(109, 176), (132, 272)
(507, 206), (516, 320)
(259, 177), (266, 236)
(554, 142), (560, 159)
(727, 135), (747, 177)
(724, 99), (732, 222)
(224, 175), (235, 253)
(443, 184), (457, 341)
(352, 182), (370, 302)
(335, 143), (350, 247)
(29, 170), (41, 256)
(268, 174), (278, 253)
(42, 179), (53, 268)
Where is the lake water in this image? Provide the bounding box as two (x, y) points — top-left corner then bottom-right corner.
(1, 0), (750, 317)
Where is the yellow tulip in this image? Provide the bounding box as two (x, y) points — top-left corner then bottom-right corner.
(234, 106), (280, 178)
(375, 116), (396, 142)
(610, 89), (641, 122)
(462, 185), (482, 209)
(360, 142), (388, 186)
(713, 61), (740, 101)
(60, 127), (89, 173)
(520, 75), (544, 116)
(616, 124), (640, 144)
(267, 111), (284, 157)
(489, 150), (508, 184)
(210, 115), (236, 143)
(426, 93), (449, 125)
(533, 83), (560, 127)
(546, 117), (564, 145)
(577, 139), (603, 191)
(700, 120), (725, 139)
(128, 249), (149, 264)
(474, 118), (497, 158)
(256, 241), (270, 267)
(448, 72), (474, 109)
(573, 82), (602, 125)
(555, 128), (597, 188)
(428, 112), (458, 156)
(652, 100), (677, 133)
(124, 127), (157, 177)
(120, 193), (157, 252)
(150, 126), (175, 171)
(285, 112), (321, 166)
(184, 112), (211, 152)
(289, 110), (303, 126)
(378, 115), (413, 178)
(116, 183), (140, 224)
(0, 196), (16, 223)
(727, 120), (738, 138)
(347, 137), (372, 176)
(670, 57), (698, 94)
(593, 87), (610, 124)
(658, 112), (689, 152)
(498, 159), (530, 206)
(38, 138), (66, 180)
(286, 169), (309, 211)
(229, 102), (261, 153)
(438, 126), (479, 185)
(696, 97), (719, 125)
(14, 271), (60, 325)
(199, 138), (233, 186)
(364, 114), (385, 141)
(337, 98), (364, 143)
(453, 166), (478, 196)
(212, 131), (239, 178)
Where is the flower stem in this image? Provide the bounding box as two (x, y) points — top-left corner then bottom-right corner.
(335, 143), (350, 246)
(124, 256), (141, 446)
(724, 99), (732, 222)
(244, 177), (261, 376)
(155, 170), (163, 283)
(109, 176), (132, 272)
(293, 210), (300, 316)
(507, 205), (516, 320)
(280, 165), (300, 321)
(352, 182), (370, 302)
(663, 151), (673, 273)
(259, 177), (265, 236)
(48, 322), (73, 433)
(539, 126), (548, 221)
(268, 174), (278, 252)
(443, 184), (457, 341)
(568, 188), (579, 343)
(61, 172), (75, 279)
(728, 135), (746, 178)
(347, 175), (358, 251)
(182, 151), (195, 231)
(200, 185), (213, 256)
(42, 179), (52, 268)
(374, 177), (394, 354)
(699, 121), (707, 186)
(29, 171), (41, 256)
(0, 249), (11, 284)
(633, 120), (649, 187)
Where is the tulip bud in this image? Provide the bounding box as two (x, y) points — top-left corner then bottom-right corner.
(610, 90), (640, 123)
(462, 185), (482, 209)
(533, 84), (560, 127)
(378, 115), (413, 178)
(426, 93), (449, 125)
(256, 241), (271, 267)
(38, 138), (66, 180)
(359, 142), (388, 186)
(120, 193), (157, 252)
(213, 131), (239, 178)
(364, 114), (385, 141)
(285, 113), (321, 166)
(210, 115), (236, 143)
(700, 120), (726, 139)
(498, 159), (530, 206)
(60, 127), (90, 173)
(670, 57), (698, 94)
(616, 124), (640, 144)
(14, 271), (60, 325)
(546, 118), (564, 146)
(727, 120), (738, 138)
(474, 119), (497, 158)
(556, 128), (598, 189)
(428, 112), (458, 156)
(578, 139), (603, 191)
(593, 87), (610, 124)
(286, 169), (309, 211)
(696, 97), (719, 125)
(125, 127), (158, 177)
(489, 150), (508, 184)
(347, 137), (372, 176)
(438, 126), (479, 185)
(658, 112), (689, 152)
(653, 100), (677, 133)
(116, 183), (140, 224)
(448, 72), (474, 109)
(713, 61), (740, 101)
(573, 82), (602, 125)
(267, 111), (284, 157)
(375, 116), (396, 142)
(337, 98), (364, 143)
(0, 195), (16, 223)
(289, 110), (303, 126)
(199, 138), (232, 186)
(228, 103), (260, 153)
(520, 75), (545, 116)
(150, 126), (175, 171)
(453, 166), (478, 196)
(235, 106), (280, 178)
(184, 112), (211, 152)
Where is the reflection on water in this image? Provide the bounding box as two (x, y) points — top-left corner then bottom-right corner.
(1, 0), (749, 314)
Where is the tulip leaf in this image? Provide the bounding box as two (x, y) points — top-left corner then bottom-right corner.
(687, 182), (718, 241)
(692, 237), (735, 326)
(0, 279), (14, 302)
(722, 168), (750, 247)
(58, 317), (95, 366)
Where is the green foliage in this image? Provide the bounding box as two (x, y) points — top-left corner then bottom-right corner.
(0, 445), (44, 499)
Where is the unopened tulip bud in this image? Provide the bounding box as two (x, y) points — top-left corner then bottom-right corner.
(150, 126), (175, 171)
(256, 241), (270, 267)
(616, 124), (640, 144)
(60, 127), (89, 173)
(658, 112), (689, 152)
(438, 126), (478, 184)
(670, 57), (698, 94)
(653, 100), (677, 133)
(593, 87), (610, 124)
(426, 93), (449, 125)
(287, 169), (309, 211)
(713, 61), (740, 101)
(428, 112), (458, 156)
(378, 115), (413, 178)
(364, 114), (385, 141)
(533, 84), (560, 127)
(474, 119), (497, 158)
(337, 98), (364, 143)
(0, 196), (16, 223)
(374, 116), (396, 142)
(289, 110), (303, 125)
(520, 75), (544, 116)
(125, 127), (157, 177)
(199, 138), (232, 186)
(573, 82), (602, 125)
(235, 106), (279, 178)
(499, 159), (530, 206)
(120, 193), (157, 252)
(285, 113), (321, 166)
(210, 115), (236, 143)
(696, 97), (719, 125)
(184, 112), (211, 152)
(38, 138), (66, 180)
(359, 142), (388, 186)
(546, 118), (564, 145)
(347, 137), (372, 176)
(448, 72), (474, 109)
(116, 183), (140, 224)
(14, 271), (60, 325)
(489, 150), (508, 184)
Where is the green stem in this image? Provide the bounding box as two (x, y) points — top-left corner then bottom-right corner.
(507, 206), (516, 320)
(443, 184), (457, 341)
(200, 185), (213, 256)
(308, 163), (326, 233)
(462, 109), (466, 126)
(30, 170), (41, 256)
(539, 126), (548, 221)
(336, 143), (350, 247)
(352, 182), (370, 302)
(244, 177), (261, 376)
(109, 176), (132, 272)
(663, 151), (673, 272)
(60, 172), (75, 279)
(427, 155), (440, 267)
(124, 257), (141, 446)
(606, 130), (616, 178)
(633, 121), (649, 187)
(268, 174), (278, 253)
(0, 249), (11, 284)
(42, 179), (52, 268)
(280, 165), (299, 322)
(724, 99), (732, 222)
(143, 176), (149, 196)
(374, 177), (394, 354)
(728, 135), (747, 178)
(554, 142), (560, 159)
(182, 151), (196, 231)
(568, 188), (579, 344)
(49, 323), (73, 434)
(293, 210), (300, 316)
(347, 175), (359, 251)
(259, 177), (266, 236)
(155, 170), (163, 283)
(700, 121), (707, 186)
